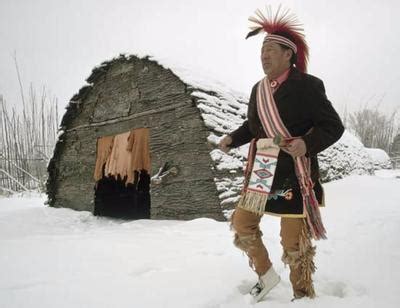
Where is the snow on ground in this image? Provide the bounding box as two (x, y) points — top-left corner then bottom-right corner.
(365, 147), (392, 169)
(1, 171), (400, 308)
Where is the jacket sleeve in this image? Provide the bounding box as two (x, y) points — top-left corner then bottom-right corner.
(228, 84), (258, 148)
(301, 78), (345, 156)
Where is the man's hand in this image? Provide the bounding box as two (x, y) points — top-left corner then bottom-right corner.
(281, 138), (307, 158)
(218, 135), (233, 153)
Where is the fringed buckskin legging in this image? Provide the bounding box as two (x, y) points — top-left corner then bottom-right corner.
(230, 207), (316, 298)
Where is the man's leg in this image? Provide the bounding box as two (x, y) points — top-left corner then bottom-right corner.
(280, 217), (316, 299)
(230, 207), (272, 276)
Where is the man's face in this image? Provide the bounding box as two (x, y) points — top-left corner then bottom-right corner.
(261, 41), (292, 79)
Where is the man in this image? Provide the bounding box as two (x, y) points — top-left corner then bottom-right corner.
(219, 7), (344, 303)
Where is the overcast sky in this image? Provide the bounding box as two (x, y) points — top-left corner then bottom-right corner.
(1, 0), (400, 119)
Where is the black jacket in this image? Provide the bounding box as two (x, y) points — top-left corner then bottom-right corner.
(229, 67), (344, 190)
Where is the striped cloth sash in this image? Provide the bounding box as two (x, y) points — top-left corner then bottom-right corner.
(239, 76), (327, 240)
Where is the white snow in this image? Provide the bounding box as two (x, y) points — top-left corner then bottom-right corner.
(1, 172), (400, 308)
(365, 148), (390, 162)
(209, 149), (243, 171)
(365, 148), (392, 169)
(318, 130), (392, 181)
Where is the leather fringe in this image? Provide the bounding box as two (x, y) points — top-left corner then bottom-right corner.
(298, 219), (316, 298)
(236, 191), (268, 216)
(282, 219), (316, 298)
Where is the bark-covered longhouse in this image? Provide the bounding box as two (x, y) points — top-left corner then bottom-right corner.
(46, 54), (249, 221)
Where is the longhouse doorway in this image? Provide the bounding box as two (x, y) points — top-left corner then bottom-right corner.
(93, 128), (151, 219)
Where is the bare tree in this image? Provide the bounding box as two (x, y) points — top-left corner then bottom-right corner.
(0, 55), (60, 194)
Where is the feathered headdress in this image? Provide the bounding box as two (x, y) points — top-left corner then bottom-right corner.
(246, 5), (309, 73)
